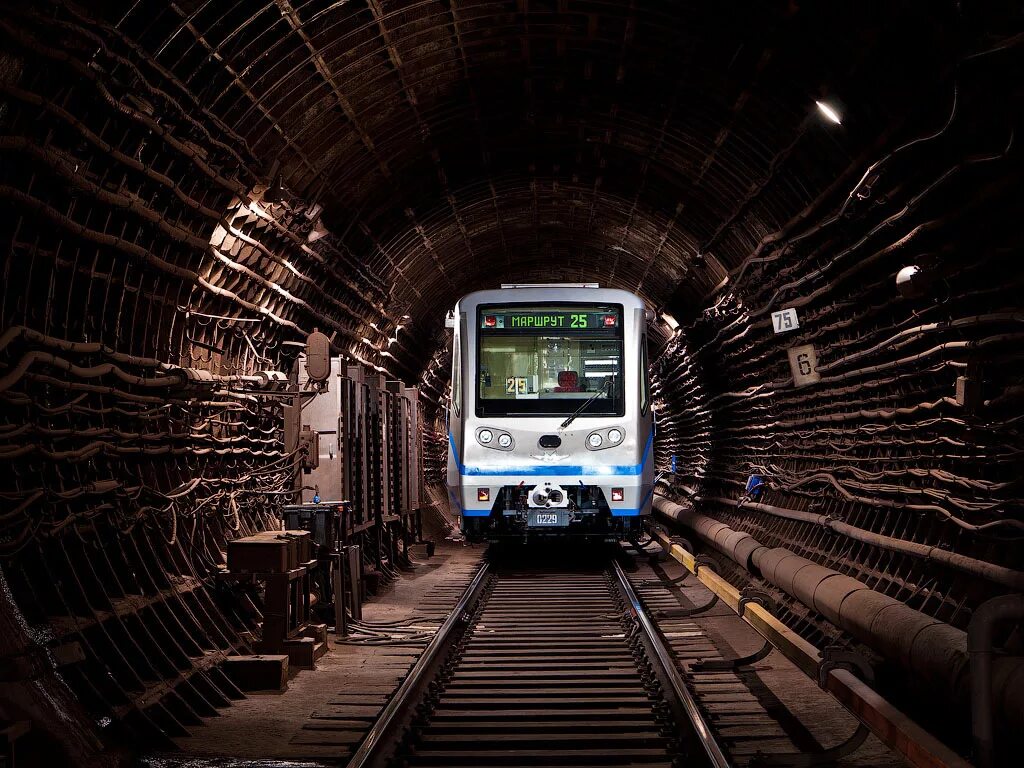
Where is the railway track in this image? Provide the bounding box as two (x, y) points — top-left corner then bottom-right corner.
(348, 555), (728, 768)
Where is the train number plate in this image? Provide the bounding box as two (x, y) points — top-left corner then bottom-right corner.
(533, 513), (559, 525)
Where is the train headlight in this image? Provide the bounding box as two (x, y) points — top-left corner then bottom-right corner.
(497, 433), (513, 448)
(478, 429), (493, 444)
(587, 433), (603, 449)
(608, 429), (622, 444)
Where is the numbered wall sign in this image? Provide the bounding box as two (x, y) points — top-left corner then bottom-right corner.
(771, 307), (800, 334)
(787, 343), (820, 387)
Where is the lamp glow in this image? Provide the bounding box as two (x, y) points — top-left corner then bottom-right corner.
(816, 100), (842, 125)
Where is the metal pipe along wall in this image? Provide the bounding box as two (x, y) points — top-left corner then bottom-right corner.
(653, 495), (1024, 734)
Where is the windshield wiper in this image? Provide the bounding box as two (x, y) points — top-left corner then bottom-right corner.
(559, 378), (613, 429)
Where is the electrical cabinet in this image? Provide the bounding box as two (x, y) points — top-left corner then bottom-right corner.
(287, 355), (422, 521)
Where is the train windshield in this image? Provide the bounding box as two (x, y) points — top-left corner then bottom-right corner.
(476, 304), (625, 417)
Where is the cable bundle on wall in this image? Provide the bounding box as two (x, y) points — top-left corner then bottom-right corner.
(651, 32), (1024, 753)
(0, 5), (414, 756)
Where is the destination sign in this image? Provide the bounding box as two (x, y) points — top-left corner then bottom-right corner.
(480, 309), (619, 331)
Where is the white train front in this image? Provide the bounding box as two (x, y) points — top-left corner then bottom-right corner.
(446, 284), (655, 540)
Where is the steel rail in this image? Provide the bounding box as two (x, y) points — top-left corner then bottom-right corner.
(610, 559), (732, 768)
(345, 560), (491, 768)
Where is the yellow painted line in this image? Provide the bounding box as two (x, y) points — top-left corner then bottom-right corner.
(658, 530), (817, 669)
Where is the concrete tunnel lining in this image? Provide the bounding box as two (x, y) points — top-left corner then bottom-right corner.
(0, 0), (1021, 765)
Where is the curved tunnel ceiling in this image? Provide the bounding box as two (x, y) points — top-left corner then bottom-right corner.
(113, 0), (957, 362)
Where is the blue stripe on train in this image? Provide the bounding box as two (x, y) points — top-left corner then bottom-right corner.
(463, 508), (639, 517)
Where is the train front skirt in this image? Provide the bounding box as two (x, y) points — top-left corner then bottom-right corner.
(454, 478), (652, 541)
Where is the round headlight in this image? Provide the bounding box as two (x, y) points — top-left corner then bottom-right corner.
(608, 429), (622, 444)
(478, 429), (493, 444)
(587, 433), (603, 449)
(497, 433), (513, 448)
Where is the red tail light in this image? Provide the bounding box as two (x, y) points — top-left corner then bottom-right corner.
(611, 488), (624, 502)
(603, 315), (617, 327)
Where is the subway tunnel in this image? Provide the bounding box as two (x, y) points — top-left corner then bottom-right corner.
(0, 1), (1022, 766)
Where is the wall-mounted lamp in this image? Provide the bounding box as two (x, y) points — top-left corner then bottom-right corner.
(815, 100), (842, 125)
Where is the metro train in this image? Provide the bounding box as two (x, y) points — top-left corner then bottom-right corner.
(446, 284), (655, 541)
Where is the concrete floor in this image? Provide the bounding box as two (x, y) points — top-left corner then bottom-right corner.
(162, 540), (485, 763)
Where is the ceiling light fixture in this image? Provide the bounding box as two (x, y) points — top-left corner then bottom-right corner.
(815, 100), (842, 125)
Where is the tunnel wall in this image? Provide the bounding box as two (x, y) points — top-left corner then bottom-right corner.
(650, 81), (1024, 747)
(0, 9), (413, 760)
(0, 0), (1020, 764)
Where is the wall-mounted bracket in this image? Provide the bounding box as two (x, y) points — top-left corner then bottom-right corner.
(739, 587), (777, 618)
(818, 645), (874, 688)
